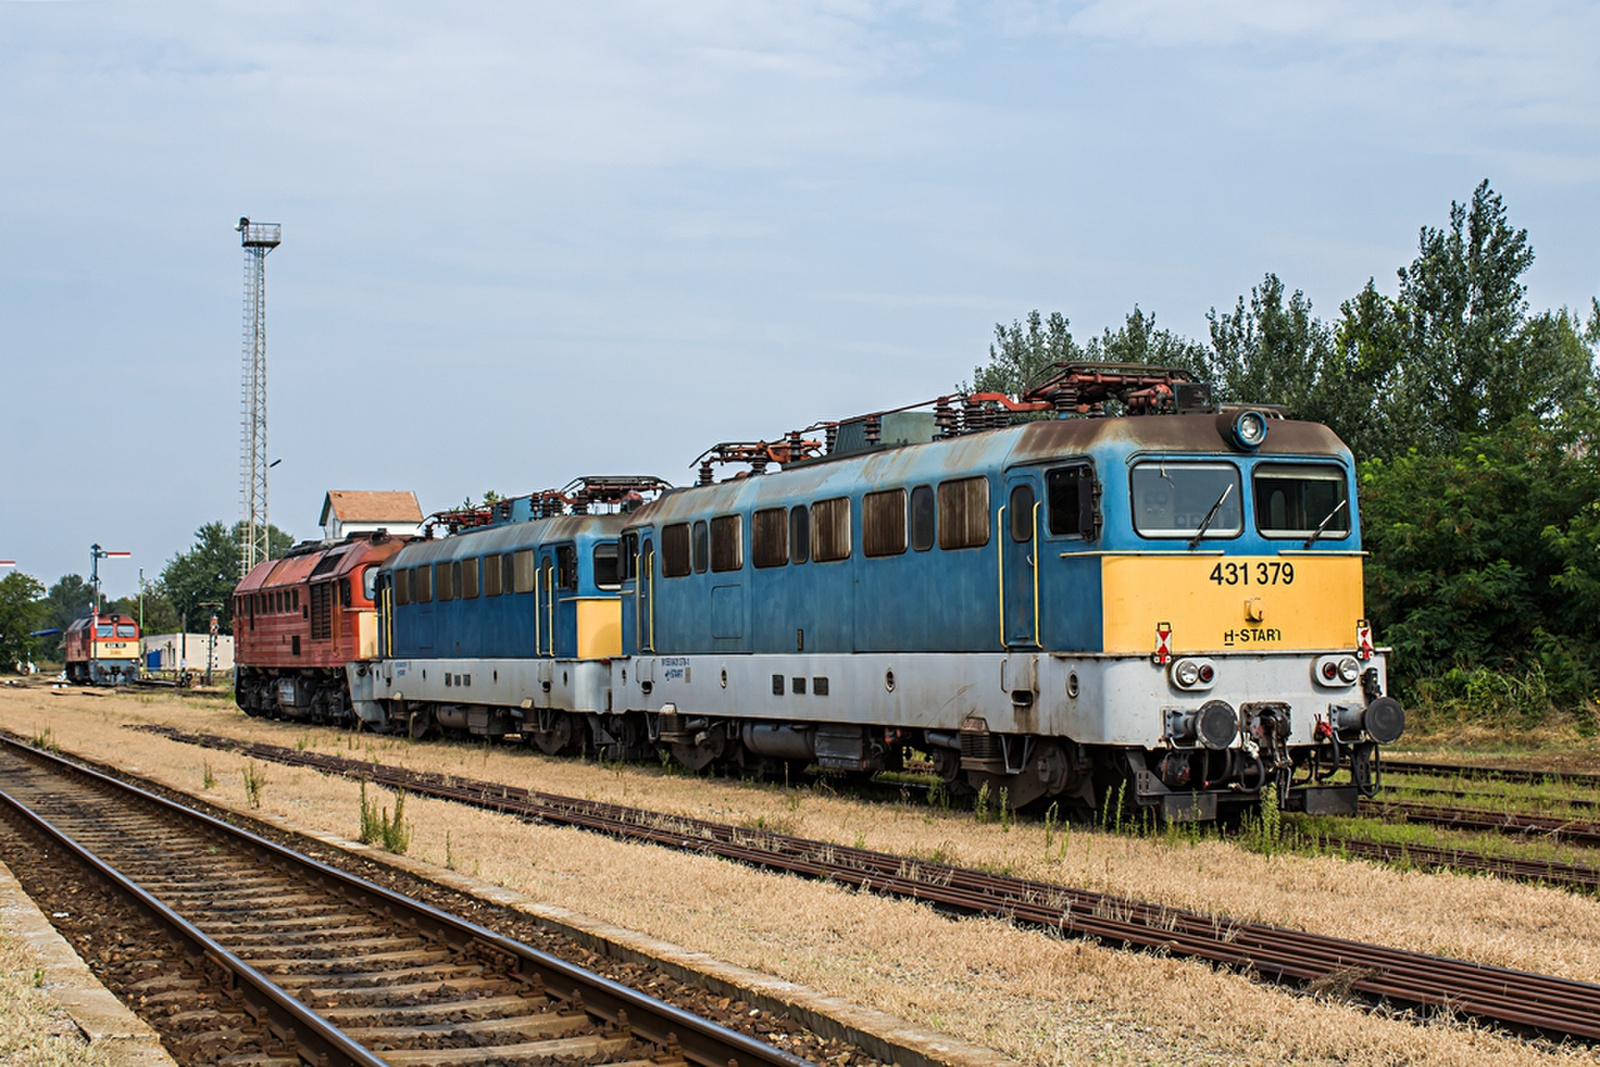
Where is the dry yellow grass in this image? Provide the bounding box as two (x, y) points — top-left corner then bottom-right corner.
(0, 915), (113, 1067)
(2, 685), (1597, 1065)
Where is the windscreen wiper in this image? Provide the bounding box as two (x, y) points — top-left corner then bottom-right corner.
(1188, 484), (1234, 550)
(1302, 499), (1349, 549)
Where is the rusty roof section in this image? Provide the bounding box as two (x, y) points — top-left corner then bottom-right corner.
(319, 490), (423, 527)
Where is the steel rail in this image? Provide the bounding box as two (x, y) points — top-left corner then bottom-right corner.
(1373, 799), (1600, 849)
(1387, 783), (1600, 813)
(0, 786), (389, 1067)
(1, 736), (815, 1067)
(130, 725), (1600, 1041)
(1325, 837), (1600, 892)
(1383, 758), (1600, 789)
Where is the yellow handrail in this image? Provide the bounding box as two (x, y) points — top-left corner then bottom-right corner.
(1031, 499), (1042, 648)
(646, 547), (656, 652)
(632, 549), (642, 646)
(996, 504), (1007, 647)
(545, 565), (555, 656)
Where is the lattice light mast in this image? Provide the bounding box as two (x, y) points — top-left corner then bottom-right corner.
(236, 217), (281, 578)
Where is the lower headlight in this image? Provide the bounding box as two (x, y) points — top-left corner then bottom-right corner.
(1170, 657), (1216, 691)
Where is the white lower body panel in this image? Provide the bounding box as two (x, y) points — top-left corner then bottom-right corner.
(347, 657), (611, 726)
(618, 650), (1389, 748)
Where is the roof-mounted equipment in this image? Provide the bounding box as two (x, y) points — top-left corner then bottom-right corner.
(425, 476), (672, 536)
(694, 434), (825, 486)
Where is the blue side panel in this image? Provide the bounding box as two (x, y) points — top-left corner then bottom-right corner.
(384, 514), (628, 662)
(1040, 555), (1104, 652)
(850, 539), (998, 652)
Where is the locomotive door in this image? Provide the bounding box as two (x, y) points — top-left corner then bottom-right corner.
(1001, 471), (1043, 648)
(636, 534), (655, 653)
(536, 548), (558, 657)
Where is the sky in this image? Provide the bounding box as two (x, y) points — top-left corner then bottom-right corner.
(2, 1), (1597, 600)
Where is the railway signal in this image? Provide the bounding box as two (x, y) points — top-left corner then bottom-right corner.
(89, 544), (131, 612)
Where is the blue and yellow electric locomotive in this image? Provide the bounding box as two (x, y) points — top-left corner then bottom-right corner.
(610, 365), (1401, 819)
(350, 478), (668, 751)
(338, 366), (1399, 820)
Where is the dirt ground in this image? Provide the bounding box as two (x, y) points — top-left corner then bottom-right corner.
(2, 684), (1597, 1066)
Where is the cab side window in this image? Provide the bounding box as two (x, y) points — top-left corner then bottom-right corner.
(1047, 463), (1098, 539)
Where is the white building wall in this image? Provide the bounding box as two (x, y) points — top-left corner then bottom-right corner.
(141, 633), (235, 673)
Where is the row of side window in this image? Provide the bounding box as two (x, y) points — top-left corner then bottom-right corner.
(241, 580), (352, 634)
(245, 588), (300, 616)
(655, 475), (996, 577)
(390, 544), (619, 607)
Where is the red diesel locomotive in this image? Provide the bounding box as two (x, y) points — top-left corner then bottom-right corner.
(63, 612), (141, 685)
(233, 532), (408, 721)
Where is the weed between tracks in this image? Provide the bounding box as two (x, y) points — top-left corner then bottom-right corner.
(359, 779), (413, 854)
(240, 760), (266, 808)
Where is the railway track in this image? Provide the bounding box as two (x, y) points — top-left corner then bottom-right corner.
(0, 736), (817, 1067)
(1383, 758), (1600, 789)
(1387, 783), (1600, 813)
(127, 724), (1600, 1041)
(1371, 799), (1600, 849)
(1322, 837), (1600, 892)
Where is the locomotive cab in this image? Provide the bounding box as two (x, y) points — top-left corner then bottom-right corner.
(1003, 409), (1401, 820)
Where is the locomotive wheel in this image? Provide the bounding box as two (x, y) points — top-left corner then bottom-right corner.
(930, 747), (975, 799)
(669, 724), (726, 772)
(529, 712), (577, 756)
(407, 706), (437, 741)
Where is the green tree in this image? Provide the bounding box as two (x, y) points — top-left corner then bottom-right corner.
(0, 572), (47, 671)
(968, 310), (1083, 396)
(1386, 180), (1596, 453)
(1360, 414), (1600, 715)
(1204, 274), (1382, 450)
(1085, 306), (1209, 375)
(1203, 183), (1597, 463)
(163, 521), (293, 635)
(39, 574), (97, 660)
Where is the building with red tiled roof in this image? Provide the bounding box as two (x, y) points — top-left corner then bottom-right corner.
(319, 490), (424, 541)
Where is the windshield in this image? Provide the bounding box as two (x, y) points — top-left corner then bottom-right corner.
(1131, 462), (1242, 539)
(1254, 464), (1351, 539)
(116, 624), (136, 637)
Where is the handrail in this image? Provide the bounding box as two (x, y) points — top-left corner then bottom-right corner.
(1031, 499), (1042, 648)
(545, 564), (556, 656)
(996, 504), (1007, 648)
(646, 547), (657, 652)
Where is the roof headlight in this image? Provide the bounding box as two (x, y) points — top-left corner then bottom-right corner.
(1232, 410), (1268, 450)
